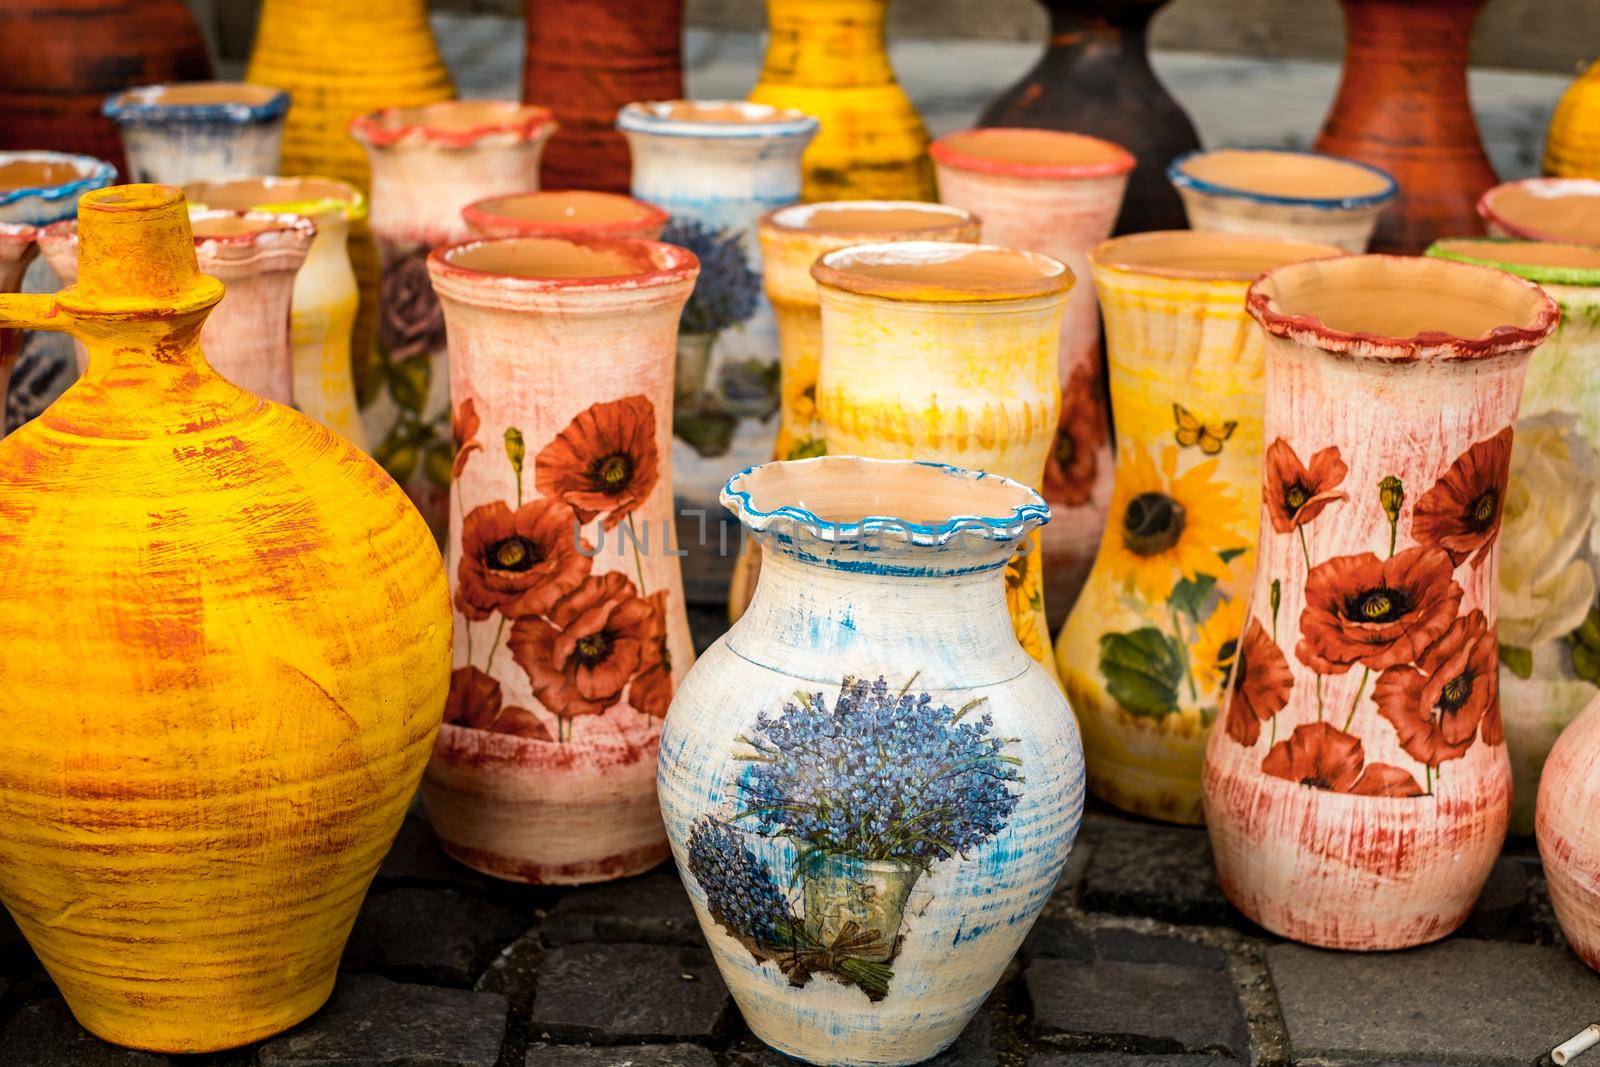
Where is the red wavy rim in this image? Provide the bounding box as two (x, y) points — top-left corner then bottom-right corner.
(427, 234), (699, 294)
(461, 191), (669, 238)
(350, 103), (557, 149)
(1477, 177), (1600, 243)
(929, 128), (1136, 180)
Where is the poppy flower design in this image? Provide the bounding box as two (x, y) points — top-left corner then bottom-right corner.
(379, 249), (445, 361)
(628, 591), (673, 718)
(455, 499), (591, 621)
(1043, 365), (1108, 509)
(507, 571), (656, 719)
(1224, 617), (1294, 746)
(535, 396), (660, 530)
(1297, 546), (1463, 674)
(1372, 609), (1498, 767)
(443, 665), (554, 741)
(1262, 722), (1423, 796)
(1411, 428), (1513, 569)
(452, 398), (483, 478)
(1264, 439), (1348, 533)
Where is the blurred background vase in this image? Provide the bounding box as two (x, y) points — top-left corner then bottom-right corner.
(1538, 692), (1600, 973)
(103, 83), (289, 186)
(1545, 59), (1600, 179)
(463, 190), (670, 241)
(1479, 177), (1600, 247)
(0, 226), (37, 433)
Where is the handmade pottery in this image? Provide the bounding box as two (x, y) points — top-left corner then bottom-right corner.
(724, 201), (980, 622)
(103, 83), (290, 186)
(931, 128), (1134, 624)
(351, 102), (557, 541)
(1169, 148), (1398, 253)
(522, 0), (683, 193)
(0, 184), (449, 1051)
(1205, 253), (1557, 949)
(0, 0), (211, 177)
(1314, 0), (1497, 253)
(617, 100), (817, 603)
(1426, 237), (1600, 833)
(424, 234), (697, 883)
(748, 0), (933, 202)
(661, 456), (1084, 1065)
(1545, 60), (1600, 179)
(1055, 232), (1347, 824)
(0, 226), (37, 430)
(1537, 692), (1600, 972)
(184, 176), (371, 448)
(979, 0), (1199, 235)
(463, 190), (669, 241)
(813, 241), (1072, 684)
(1478, 178), (1600, 246)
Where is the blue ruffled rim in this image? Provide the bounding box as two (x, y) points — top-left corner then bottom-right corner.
(103, 85), (291, 126)
(617, 100), (818, 141)
(1168, 148), (1398, 211)
(0, 152), (117, 208)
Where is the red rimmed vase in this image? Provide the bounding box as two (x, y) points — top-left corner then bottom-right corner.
(463, 190), (669, 241)
(1479, 178), (1600, 247)
(1538, 693), (1600, 972)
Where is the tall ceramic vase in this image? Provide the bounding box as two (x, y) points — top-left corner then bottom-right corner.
(0, 184), (449, 1051)
(1479, 177), (1600, 247)
(1205, 254), (1557, 949)
(1314, 0), (1498, 254)
(424, 234), (698, 883)
(617, 100), (817, 604)
(522, 0), (683, 193)
(747, 0), (934, 202)
(103, 83), (290, 186)
(184, 176), (371, 449)
(1426, 237), (1600, 833)
(1537, 692), (1600, 972)
(661, 456), (1084, 1065)
(931, 128), (1134, 625)
(1544, 60), (1600, 179)
(463, 190), (669, 241)
(813, 242), (1072, 684)
(978, 0), (1199, 235)
(1054, 232), (1347, 824)
(351, 102), (557, 542)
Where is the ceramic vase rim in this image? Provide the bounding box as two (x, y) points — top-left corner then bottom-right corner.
(1425, 237), (1600, 288)
(1477, 177), (1600, 244)
(349, 101), (557, 151)
(102, 81), (291, 126)
(761, 200), (978, 240)
(1167, 146), (1398, 211)
(427, 234), (699, 297)
(0, 151), (117, 210)
(811, 239), (1072, 302)
(182, 175), (368, 223)
(189, 208), (318, 255)
(1090, 230), (1346, 283)
(461, 189), (669, 238)
(615, 99), (819, 141)
(51, 185), (224, 319)
(929, 127), (1136, 181)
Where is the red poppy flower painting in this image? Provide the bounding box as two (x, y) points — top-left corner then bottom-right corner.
(455, 498), (592, 621)
(1297, 546), (1463, 674)
(1263, 438), (1348, 533)
(1411, 428), (1513, 569)
(1225, 617), (1294, 746)
(1372, 609), (1498, 767)
(628, 591), (673, 719)
(535, 396), (661, 530)
(452, 398), (483, 478)
(444, 666), (555, 741)
(1262, 722), (1422, 796)
(1043, 365), (1107, 508)
(507, 571), (657, 719)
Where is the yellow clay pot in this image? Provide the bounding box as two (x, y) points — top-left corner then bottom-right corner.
(1546, 60), (1600, 179)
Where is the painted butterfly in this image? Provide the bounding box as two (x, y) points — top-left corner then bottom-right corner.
(1173, 403), (1237, 456)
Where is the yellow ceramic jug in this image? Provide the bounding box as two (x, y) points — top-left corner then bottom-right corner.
(0, 185), (451, 1052)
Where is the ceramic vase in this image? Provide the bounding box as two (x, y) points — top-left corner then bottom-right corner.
(1313, 0), (1497, 254)
(0, 226), (37, 430)
(931, 128), (1134, 625)
(813, 241), (1072, 684)
(424, 234), (697, 883)
(1204, 253), (1557, 949)
(1425, 237), (1600, 833)
(661, 456), (1084, 1065)
(0, 184), (449, 1051)
(617, 100), (817, 603)
(184, 176), (371, 449)
(978, 0), (1198, 235)
(1169, 148), (1399, 253)
(1537, 692), (1600, 972)
(102, 83), (290, 186)
(1544, 60), (1600, 179)
(1055, 232), (1347, 824)
(463, 190), (670, 241)
(351, 102), (557, 542)
(1479, 178), (1600, 247)
(522, 0), (683, 194)
(0, 0), (211, 178)
(747, 0), (934, 202)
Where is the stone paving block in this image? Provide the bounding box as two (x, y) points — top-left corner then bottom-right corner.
(0, 999), (174, 1066)
(1460, 857), (1535, 942)
(1089, 928), (1227, 972)
(1021, 916), (1095, 960)
(1027, 958), (1248, 1058)
(540, 870), (702, 948)
(377, 816), (490, 891)
(525, 1045), (717, 1066)
(1030, 1056), (1243, 1067)
(528, 943), (730, 1045)
(1268, 939), (1600, 1065)
(343, 887), (530, 987)
(258, 974), (509, 1067)
(1079, 826), (1236, 927)
(723, 1012), (997, 1065)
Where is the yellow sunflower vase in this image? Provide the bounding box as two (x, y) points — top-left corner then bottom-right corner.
(1054, 231), (1345, 822)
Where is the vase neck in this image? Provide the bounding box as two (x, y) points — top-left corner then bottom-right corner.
(762, 0), (894, 86)
(1338, 0), (1481, 74)
(1044, 0), (1159, 52)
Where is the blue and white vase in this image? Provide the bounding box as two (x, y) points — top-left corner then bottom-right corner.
(617, 100), (817, 603)
(102, 82), (289, 186)
(658, 456), (1085, 1066)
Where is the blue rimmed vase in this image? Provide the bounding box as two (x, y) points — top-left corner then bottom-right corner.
(103, 82), (290, 186)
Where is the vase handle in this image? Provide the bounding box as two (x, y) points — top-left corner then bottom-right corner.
(0, 294), (68, 334)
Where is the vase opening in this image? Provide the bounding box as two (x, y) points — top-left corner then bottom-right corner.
(0, 152), (117, 218)
(1169, 148), (1396, 208)
(765, 200), (975, 239)
(103, 82), (290, 124)
(812, 240), (1072, 302)
(190, 210), (313, 243)
(0, 158), (94, 192)
(1479, 178), (1600, 247)
(1427, 237), (1600, 285)
(431, 234), (698, 293)
(615, 100), (819, 140)
(930, 127), (1135, 181)
(1091, 230), (1346, 280)
(462, 190), (668, 236)
(183, 175), (366, 222)
(350, 101), (557, 149)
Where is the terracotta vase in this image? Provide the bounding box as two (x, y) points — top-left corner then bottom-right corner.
(0, 184), (449, 1051)
(1537, 692), (1600, 972)
(423, 234), (697, 883)
(1544, 60), (1600, 179)
(1479, 177), (1600, 246)
(463, 190), (669, 241)
(1054, 232), (1347, 824)
(617, 100), (817, 604)
(978, 0), (1199, 235)
(1313, 0), (1497, 254)
(813, 242), (1072, 684)
(351, 102), (557, 542)
(522, 0), (683, 194)
(1204, 254), (1557, 949)
(931, 128), (1133, 626)
(747, 0), (933, 202)
(660, 456), (1083, 1065)
(1169, 148), (1398, 253)
(0, 0), (211, 178)
(1425, 237), (1600, 834)
(183, 176), (371, 449)
(103, 83), (290, 187)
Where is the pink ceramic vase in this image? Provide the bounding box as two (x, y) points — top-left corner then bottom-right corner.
(34, 220), (86, 374)
(423, 234), (699, 884)
(461, 190), (669, 241)
(0, 224), (38, 424)
(930, 128), (1134, 625)
(1537, 692), (1600, 973)
(1204, 254), (1558, 949)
